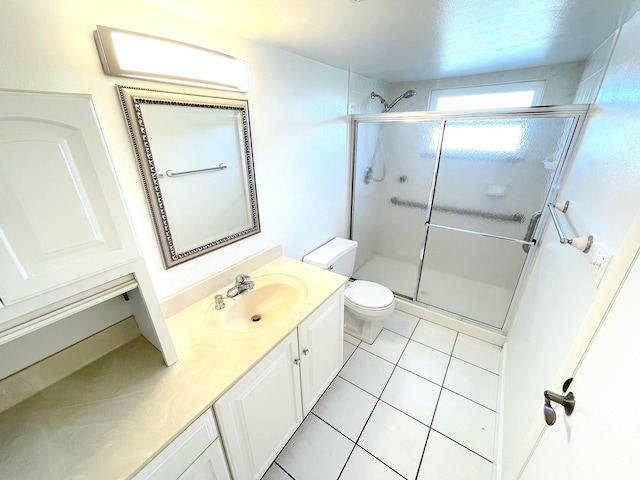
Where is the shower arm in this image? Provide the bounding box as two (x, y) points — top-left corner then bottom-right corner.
(370, 92), (389, 111)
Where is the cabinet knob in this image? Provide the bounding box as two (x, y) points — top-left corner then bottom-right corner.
(294, 358), (300, 365)
(302, 348), (309, 355)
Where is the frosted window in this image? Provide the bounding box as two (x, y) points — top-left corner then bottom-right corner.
(429, 81), (544, 111)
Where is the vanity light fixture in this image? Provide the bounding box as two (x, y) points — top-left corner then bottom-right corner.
(94, 25), (252, 92)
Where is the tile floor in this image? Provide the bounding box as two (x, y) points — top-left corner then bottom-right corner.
(262, 309), (502, 480)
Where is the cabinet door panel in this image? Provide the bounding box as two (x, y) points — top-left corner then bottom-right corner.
(178, 441), (231, 480)
(0, 92), (137, 305)
(298, 289), (344, 416)
(214, 330), (302, 480)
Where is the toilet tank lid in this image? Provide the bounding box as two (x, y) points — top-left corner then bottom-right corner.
(303, 237), (357, 268)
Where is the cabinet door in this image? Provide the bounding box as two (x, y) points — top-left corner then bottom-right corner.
(214, 330), (302, 480)
(298, 289), (344, 416)
(0, 91), (137, 305)
(178, 440), (231, 480)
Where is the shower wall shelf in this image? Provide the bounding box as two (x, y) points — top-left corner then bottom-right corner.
(547, 201), (593, 253)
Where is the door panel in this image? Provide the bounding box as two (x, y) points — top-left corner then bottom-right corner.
(0, 92), (137, 306)
(417, 226), (527, 328)
(214, 330), (302, 480)
(298, 290), (343, 416)
(351, 120), (441, 297)
(430, 117), (573, 240)
(519, 251), (640, 479)
(418, 115), (577, 328)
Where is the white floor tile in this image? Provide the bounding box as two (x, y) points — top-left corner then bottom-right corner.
(359, 329), (409, 364)
(444, 357), (499, 410)
(411, 319), (458, 354)
(276, 414), (354, 480)
(343, 341), (357, 365)
(453, 334), (502, 374)
(418, 430), (493, 480)
(344, 332), (361, 346)
(383, 310), (420, 338)
(262, 462), (291, 480)
(312, 376), (377, 441)
(359, 402), (430, 479)
(339, 446), (404, 480)
(381, 367), (441, 425)
(398, 340), (450, 385)
(339, 348), (395, 397)
(432, 389), (496, 461)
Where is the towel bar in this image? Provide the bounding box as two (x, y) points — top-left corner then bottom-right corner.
(159, 163), (227, 178)
(547, 201), (593, 253)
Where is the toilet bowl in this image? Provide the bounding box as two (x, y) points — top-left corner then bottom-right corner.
(302, 237), (395, 344)
(344, 280), (395, 343)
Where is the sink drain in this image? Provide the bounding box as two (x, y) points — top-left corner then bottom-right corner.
(251, 314), (262, 322)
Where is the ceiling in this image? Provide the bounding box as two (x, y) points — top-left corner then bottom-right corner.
(144, 0), (640, 83)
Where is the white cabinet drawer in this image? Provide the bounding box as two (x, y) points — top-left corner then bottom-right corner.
(134, 410), (219, 480)
(178, 439), (231, 480)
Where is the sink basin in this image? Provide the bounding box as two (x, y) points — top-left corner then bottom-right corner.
(208, 274), (308, 334)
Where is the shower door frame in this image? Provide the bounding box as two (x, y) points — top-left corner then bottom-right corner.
(348, 105), (589, 332)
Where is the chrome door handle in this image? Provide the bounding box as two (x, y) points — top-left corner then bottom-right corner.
(302, 348), (309, 355)
(543, 390), (575, 426)
(294, 358), (300, 365)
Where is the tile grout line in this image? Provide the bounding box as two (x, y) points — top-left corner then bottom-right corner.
(413, 332), (459, 480)
(427, 426), (496, 464)
(440, 385), (499, 413)
(272, 460), (296, 480)
(335, 327), (418, 480)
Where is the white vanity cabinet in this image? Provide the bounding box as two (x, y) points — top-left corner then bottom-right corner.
(134, 409), (231, 480)
(214, 289), (344, 480)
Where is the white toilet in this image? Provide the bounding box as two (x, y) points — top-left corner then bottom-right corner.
(303, 237), (395, 344)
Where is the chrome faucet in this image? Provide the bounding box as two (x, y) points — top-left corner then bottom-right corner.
(226, 274), (255, 298)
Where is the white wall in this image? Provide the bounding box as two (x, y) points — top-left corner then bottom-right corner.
(0, 0), (349, 300)
(502, 8), (640, 477)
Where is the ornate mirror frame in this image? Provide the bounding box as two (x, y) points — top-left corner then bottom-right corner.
(117, 85), (260, 268)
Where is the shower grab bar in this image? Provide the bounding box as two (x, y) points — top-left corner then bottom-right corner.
(391, 196), (525, 223)
(424, 222), (535, 245)
(158, 163), (227, 178)
(547, 201), (593, 253)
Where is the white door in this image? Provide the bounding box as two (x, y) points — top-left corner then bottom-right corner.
(0, 91), (137, 305)
(297, 289), (344, 416)
(518, 249), (640, 479)
(214, 330), (303, 480)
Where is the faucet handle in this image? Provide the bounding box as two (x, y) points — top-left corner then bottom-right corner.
(235, 274), (251, 284)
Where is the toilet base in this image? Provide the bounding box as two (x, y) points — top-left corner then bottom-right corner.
(344, 308), (385, 345)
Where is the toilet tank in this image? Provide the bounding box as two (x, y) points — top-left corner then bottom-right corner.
(302, 237), (357, 277)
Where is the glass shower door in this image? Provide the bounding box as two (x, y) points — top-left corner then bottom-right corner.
(351, 120), (441, 297)
(417, 116), (577, 328)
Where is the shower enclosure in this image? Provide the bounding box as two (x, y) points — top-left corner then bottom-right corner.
(349, 106), (587, 330)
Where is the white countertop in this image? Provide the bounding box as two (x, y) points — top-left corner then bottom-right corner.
(0, 256), (346, 479)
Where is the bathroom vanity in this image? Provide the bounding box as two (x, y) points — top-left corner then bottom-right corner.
(0, 254), (346, 479)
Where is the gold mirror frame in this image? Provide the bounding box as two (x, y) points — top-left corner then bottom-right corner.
(117, 85), (260, 268)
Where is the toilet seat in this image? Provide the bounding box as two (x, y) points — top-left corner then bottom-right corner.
(345, 280), (394, 310)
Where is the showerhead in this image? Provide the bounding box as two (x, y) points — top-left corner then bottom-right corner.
(381, 89), (418, 112)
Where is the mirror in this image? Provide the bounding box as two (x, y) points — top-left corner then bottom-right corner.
(117, 86), (260, 268)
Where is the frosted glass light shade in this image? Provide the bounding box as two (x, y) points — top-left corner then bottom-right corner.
(94, 25), (252, 92)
